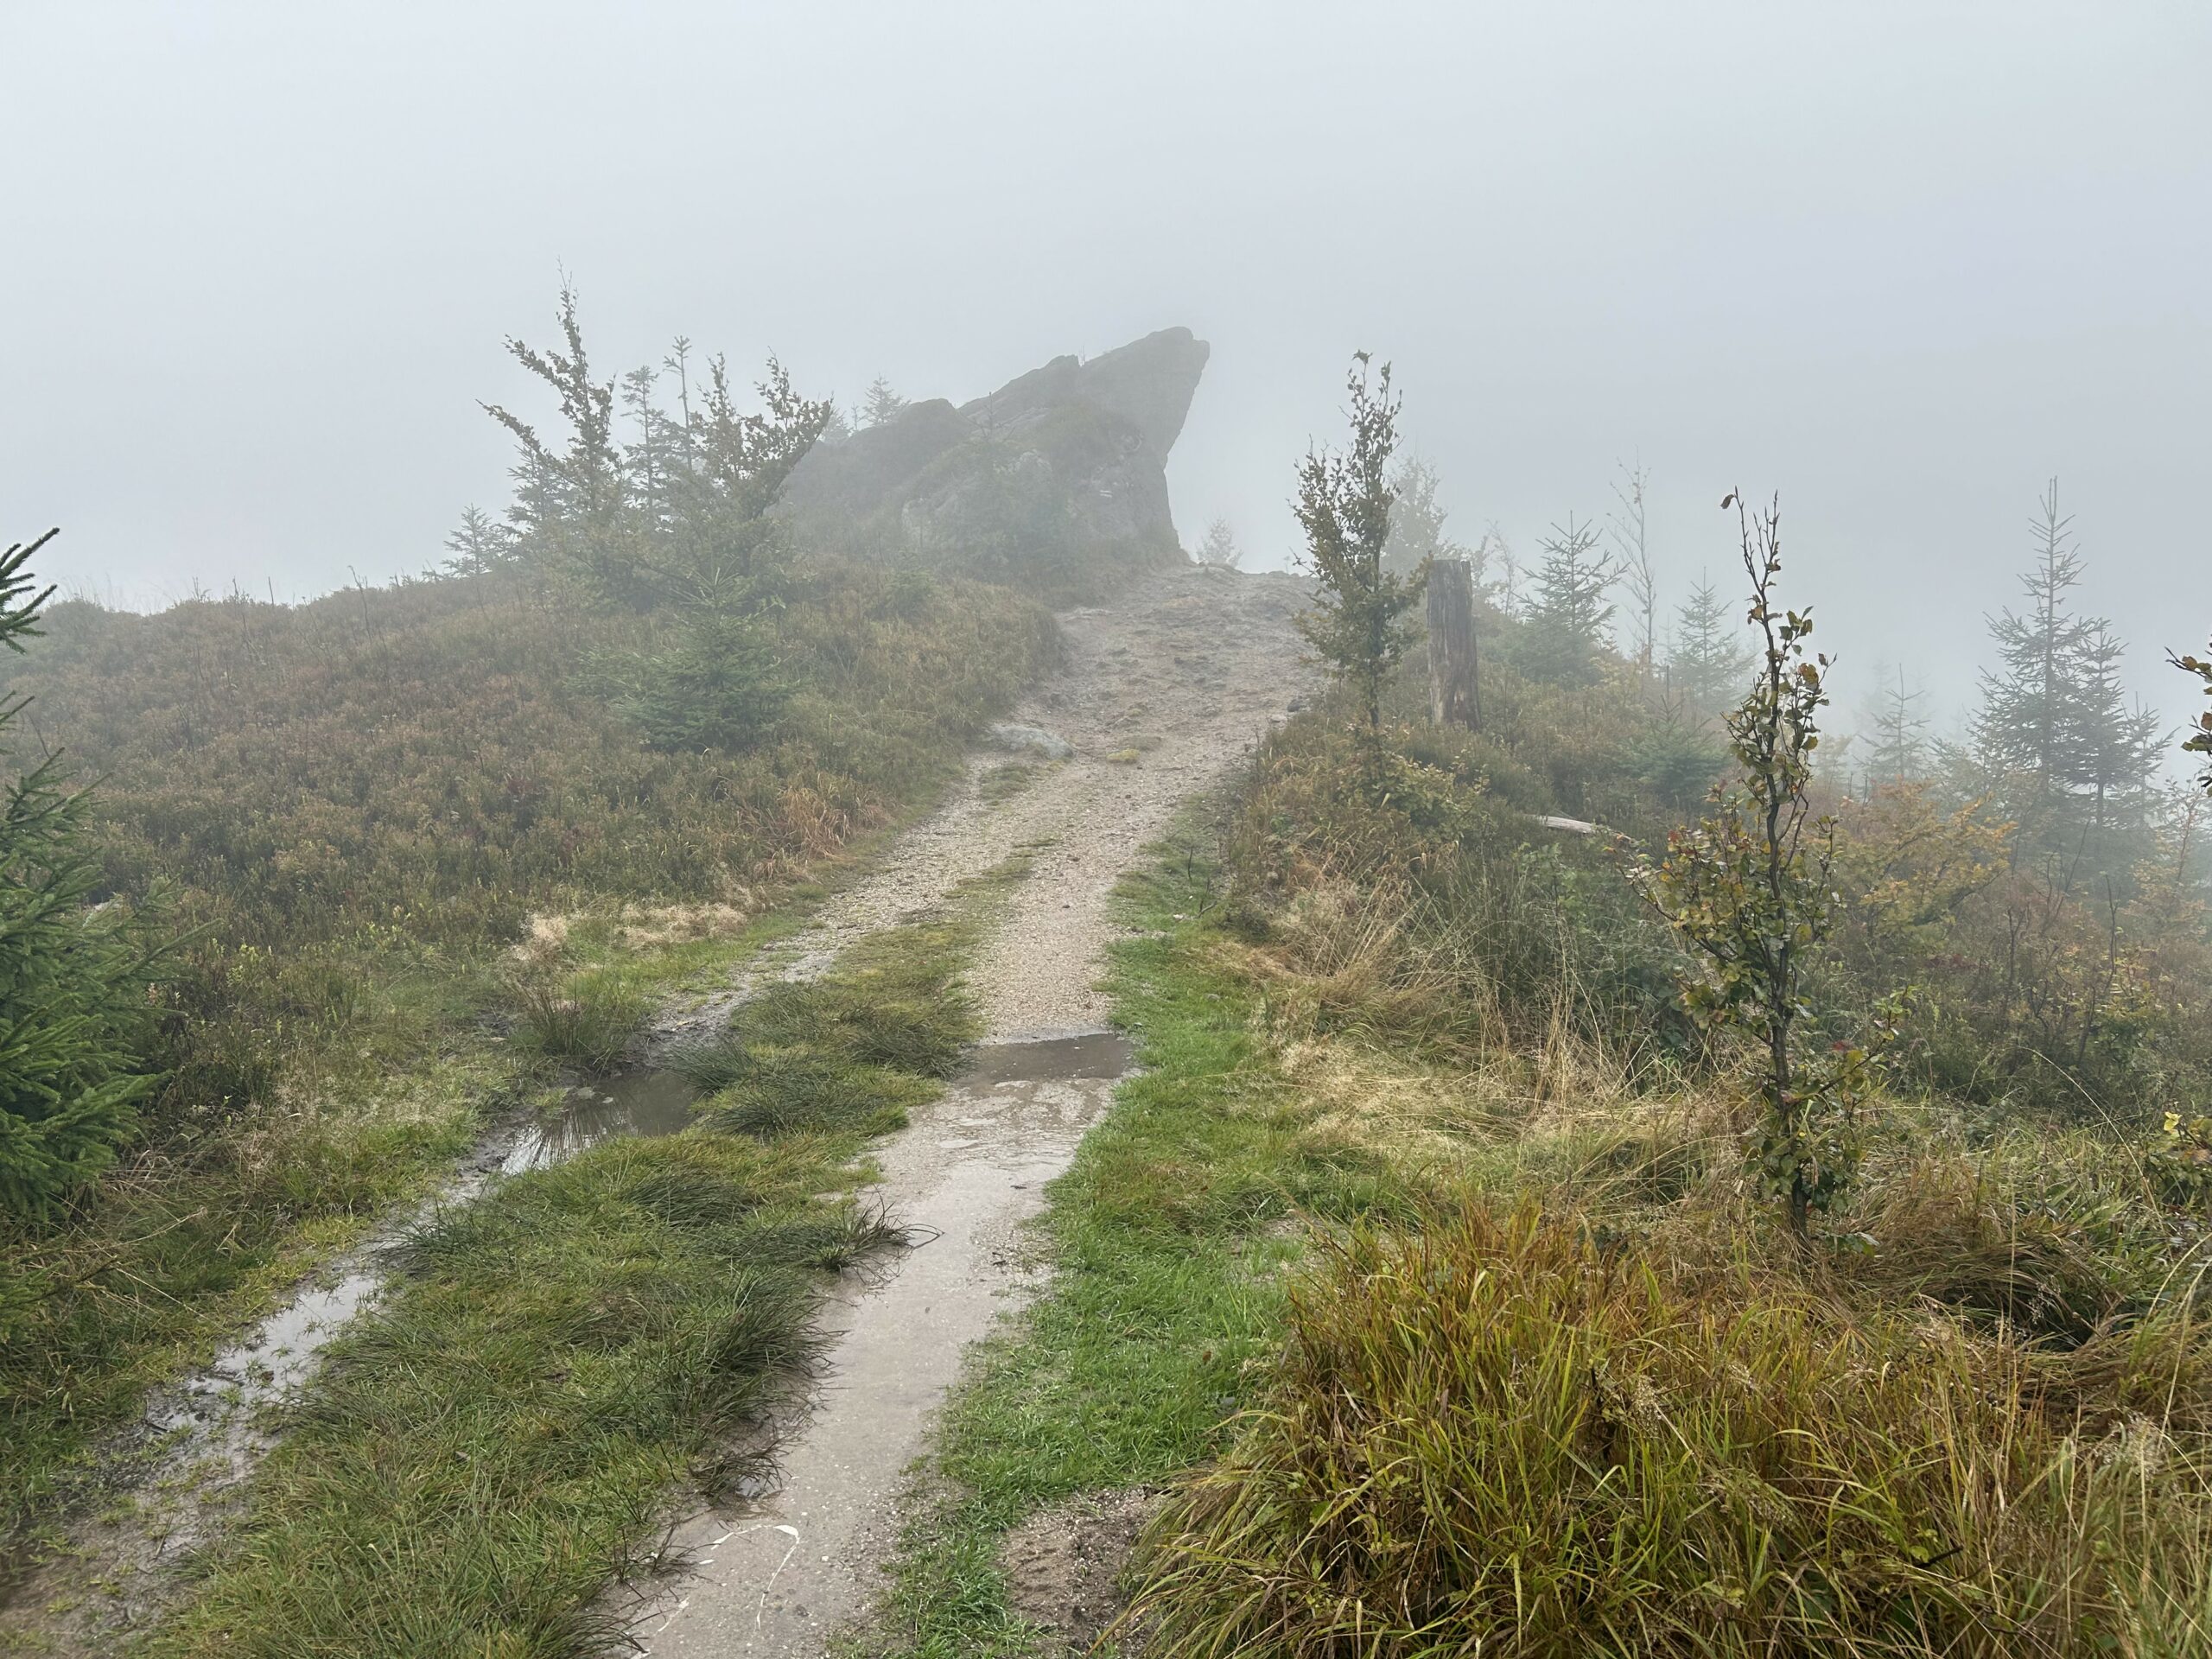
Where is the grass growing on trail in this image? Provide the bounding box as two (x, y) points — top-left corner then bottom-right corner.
(861, 849), (1389, 1657)
(512, 963), (652, 1071)
(676, 912), (984, 1140)
(145, 918), (982, 1659)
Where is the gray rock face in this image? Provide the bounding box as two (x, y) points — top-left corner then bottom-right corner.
(783, 327), (1210, 588)
(958, 327), (1209, 465)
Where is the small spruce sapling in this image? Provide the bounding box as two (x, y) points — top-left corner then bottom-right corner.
(1627, 494), (1887, 1238)
(0, 531), (163, 1224)
(1195, 518), (1243, 570)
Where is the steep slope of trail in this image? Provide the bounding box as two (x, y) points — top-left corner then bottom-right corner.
(628, 563), (1310, 1656)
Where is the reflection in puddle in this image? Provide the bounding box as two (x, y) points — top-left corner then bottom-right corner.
(959, 1030), (1134, 1087)
(503, 1067), (699, 1173)
(154, 1268), (383, 1434)
(149, 1070), (696, 1450)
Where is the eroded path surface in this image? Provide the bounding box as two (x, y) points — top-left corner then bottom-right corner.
(629, 563), (1308, 1655)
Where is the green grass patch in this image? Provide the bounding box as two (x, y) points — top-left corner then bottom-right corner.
(676, 912), (987, 1140)
(142, 906), (988, 1657)
(980, 762), (1041, 804)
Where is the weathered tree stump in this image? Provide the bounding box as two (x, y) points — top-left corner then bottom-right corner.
(1427, 558), (1478, 729)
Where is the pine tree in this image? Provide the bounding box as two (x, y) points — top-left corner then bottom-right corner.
(863, 376), (908, 428)
(1669, 572), (1755, 716)
(1863, 666), (1929, 790)
(439, 505), (515, 581)
(481, 283), (623, 560)
(1519, 515), (1615, 686)
(1380, 456), (1471, 580)
(1194, 518), (1243, 569)
(1972, 481), (2092, 836)
(2074, 620), (2164, 857)
(1972, 480), (2163, 878)
(480, 289), (832, 748)
(1294, 354), (1424, 753)
(0, 531), (162, 1222)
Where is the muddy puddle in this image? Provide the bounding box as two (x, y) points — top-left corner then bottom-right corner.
(959, 1029), (1133, 1087)
(154, 1265), (385, 1440)
(154, 1068), (699, 1450)
(503, 1067), (698, 1172)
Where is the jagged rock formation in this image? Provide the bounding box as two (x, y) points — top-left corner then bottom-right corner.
(784, 327), (1211, 596)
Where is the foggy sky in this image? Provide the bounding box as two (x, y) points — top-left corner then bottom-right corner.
(5, 1), (2209, 735)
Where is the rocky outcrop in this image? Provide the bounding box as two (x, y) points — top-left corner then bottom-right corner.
(783, 327), (1210, 594)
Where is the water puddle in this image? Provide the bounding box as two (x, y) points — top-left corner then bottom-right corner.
(960, 1029), (1133, 1087)
(153, 1267), (384, 1438)
(114, 1071), (697, 1543)
(503, 1067), (699, 1172)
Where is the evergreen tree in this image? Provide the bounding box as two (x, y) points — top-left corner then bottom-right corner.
(439, 505), (515, 581)
(1862, 666), (1930, 790)
(2074, 620), (2164, 851)
(1519, 515), (1615, 686)
(1380, 456), (1471, 581)
(0, 531), (162, 1223)
(1972, 481), (2091, 828)
(1971, 480), (2163, 877)
(481, 283), (623, 566)
(1294, 354), (1423, 753)
(480, 288), (832, 750)
(1669, 572), (1754, 715)
(863, 375), (908, 427)
(1194, 518), (1243, 569)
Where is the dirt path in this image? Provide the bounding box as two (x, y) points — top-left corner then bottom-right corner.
(626, 563), (1309, 1655)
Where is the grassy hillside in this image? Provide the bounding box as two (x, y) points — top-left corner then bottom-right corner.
(0, 559), (1055, 1528)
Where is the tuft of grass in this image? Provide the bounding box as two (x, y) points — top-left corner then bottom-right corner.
(512, 966), (650, 1071)
(980, 762), (1040, 804)
(698, 1049), (931, 1140)
(1135, 1198), (2212, 1657)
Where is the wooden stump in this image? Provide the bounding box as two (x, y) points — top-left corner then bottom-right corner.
(1427, 558), (1478, 729)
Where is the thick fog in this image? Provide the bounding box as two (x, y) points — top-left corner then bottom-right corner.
(5, 2), (2209, 728)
